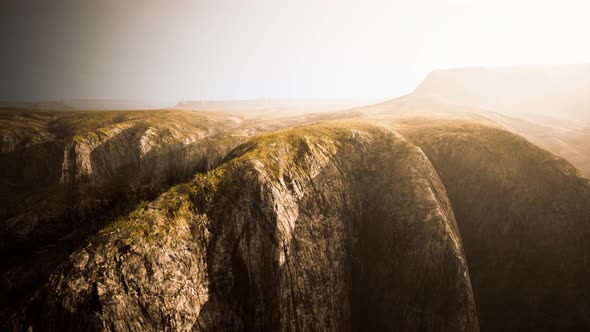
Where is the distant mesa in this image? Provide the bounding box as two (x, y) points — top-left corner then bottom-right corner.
(413, 64), (590, 121)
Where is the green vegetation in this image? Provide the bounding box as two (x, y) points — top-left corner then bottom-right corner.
(96, 122), (373, 241)
(101, 200), (151, 234)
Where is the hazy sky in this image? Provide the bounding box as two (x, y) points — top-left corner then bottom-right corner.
(1, 0), (589, 101)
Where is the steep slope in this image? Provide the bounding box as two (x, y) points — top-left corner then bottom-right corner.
(1, 106), (370, 326)
(400, 120), (590, 331)
(0, 109), (251, 325)
(0, 110), (242, 241)
(16, 123), (478, 331)
(5, 109), (590, 331)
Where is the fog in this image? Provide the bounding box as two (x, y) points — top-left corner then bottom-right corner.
(1, 0), (589, 102)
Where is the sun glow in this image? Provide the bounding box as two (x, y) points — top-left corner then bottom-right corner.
(416, 0), (590, 71)
(1, 0), (589, 101)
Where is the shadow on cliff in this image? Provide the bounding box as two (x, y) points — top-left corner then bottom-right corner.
(1, 127), (246, 327)
(190, 128), (478, 331)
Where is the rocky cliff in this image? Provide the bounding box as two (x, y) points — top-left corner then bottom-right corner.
(1, 110), (243, 246)
(0, 108), (369, 327)
(17, 124), (478, 331)
(0, 110), (249, 325)
(3, 109), (590, 331)
(400, 120), (590, 331)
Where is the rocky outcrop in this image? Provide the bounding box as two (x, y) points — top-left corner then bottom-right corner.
(401, 121), (590, 331)
(0, 112), (56, 154)
(60, 122), (140, 184)
(5, 110), (590, 332)
(0, 111), (246, 241)
(20, 124), (478, 331)
(1, 109), (352, 326)
(0, 111), (250, 327)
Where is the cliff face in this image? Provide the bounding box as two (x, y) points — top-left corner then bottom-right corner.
(0, 108), (356, 248)
(1, 110), (245, 245)
(21, 124), (478, 331)
(0, 110), (250, 325)
(401, 121), (590, 331)
(4, 108), (590, 331)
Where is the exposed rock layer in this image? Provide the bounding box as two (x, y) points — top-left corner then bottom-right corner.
(20, 124), (479, 331)
(3, 110), (590, 332)
(401, 121), (590, 331)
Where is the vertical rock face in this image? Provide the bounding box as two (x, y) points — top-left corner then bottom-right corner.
(5, 111), (590, 331)
(22, 124), (479, 331)
(60, 122), (139, 184)
(0, 110), (250, 327)
(1, 109), (360, 325)
(1, 111), (243, 247)
(24, 192), (211, 332)
(402, 122), (590, 331)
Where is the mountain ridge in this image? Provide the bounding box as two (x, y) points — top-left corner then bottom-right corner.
(3, 64), (590, 331)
